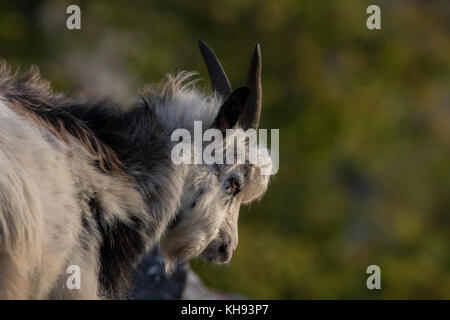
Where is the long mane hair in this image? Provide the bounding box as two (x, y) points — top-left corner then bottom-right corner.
(0, 62), (125, 176)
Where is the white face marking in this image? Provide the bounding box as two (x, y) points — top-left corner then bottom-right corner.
(149, 73), (273, 269)
(161, 156), (270, 267)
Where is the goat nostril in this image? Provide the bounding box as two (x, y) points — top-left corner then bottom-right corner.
(218, 244), (227, 254)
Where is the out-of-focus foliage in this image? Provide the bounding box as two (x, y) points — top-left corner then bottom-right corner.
(0, 0), (449, 299)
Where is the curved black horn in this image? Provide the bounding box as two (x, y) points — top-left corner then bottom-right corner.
(240, 44), (262, 130)
(198, 40), (232, 97)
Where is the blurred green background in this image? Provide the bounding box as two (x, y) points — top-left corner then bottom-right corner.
(1, 0), (449, 299)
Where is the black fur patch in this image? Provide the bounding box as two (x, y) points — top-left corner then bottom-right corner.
(88, 196), (147, 299)
(98, 218), (147, 299)
(0, 64), (181, 299)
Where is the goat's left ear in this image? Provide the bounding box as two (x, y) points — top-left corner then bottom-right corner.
(211, 87), (250, 132)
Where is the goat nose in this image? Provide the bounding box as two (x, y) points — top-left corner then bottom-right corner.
(218, 242), (235, 262)
(218, 243), (228, 254)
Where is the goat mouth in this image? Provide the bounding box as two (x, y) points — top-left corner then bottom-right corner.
(200, 250), (232, 264)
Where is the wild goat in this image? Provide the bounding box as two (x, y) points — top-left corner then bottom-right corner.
(0, 41), (272, 299)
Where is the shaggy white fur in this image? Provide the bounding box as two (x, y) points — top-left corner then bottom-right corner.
(0, 44), (272, 299)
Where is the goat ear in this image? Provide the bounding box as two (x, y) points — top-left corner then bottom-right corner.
(211, 87), (250, 132)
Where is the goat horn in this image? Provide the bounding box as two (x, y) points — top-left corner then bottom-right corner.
(240, 44), (262, 130)
(198, 40), (232, 97)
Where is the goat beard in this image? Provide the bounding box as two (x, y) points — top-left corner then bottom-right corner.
(160, 227), (211, 274)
